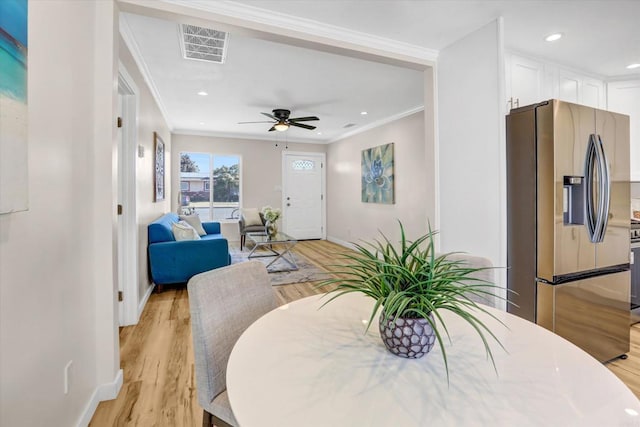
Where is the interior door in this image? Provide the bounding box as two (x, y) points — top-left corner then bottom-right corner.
(282, 153), (324, 240)
(117, 93), (125, 325)
(595, 109), (630, 269)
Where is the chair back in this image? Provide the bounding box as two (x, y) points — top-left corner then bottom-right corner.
(188, 261), (277, 408)
(444, 253), (498, 308)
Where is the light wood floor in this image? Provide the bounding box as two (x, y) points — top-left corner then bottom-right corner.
(89, 240), (347, 426)
(90, 240), (640, 426)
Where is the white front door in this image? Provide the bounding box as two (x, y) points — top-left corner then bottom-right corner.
(282, 152), (325, 240)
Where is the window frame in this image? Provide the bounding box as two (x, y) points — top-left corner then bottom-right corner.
(178, 151), (242, 223)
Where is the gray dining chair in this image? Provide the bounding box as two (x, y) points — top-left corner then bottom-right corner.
(444, 253), (499, 308)
(188, 261), (277, 427)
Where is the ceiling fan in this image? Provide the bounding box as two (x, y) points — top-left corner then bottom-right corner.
(238, 109), (319, 132)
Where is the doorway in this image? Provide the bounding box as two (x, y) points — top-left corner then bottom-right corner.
(282, 152), (326, 239)
(117, 64), (140, 326)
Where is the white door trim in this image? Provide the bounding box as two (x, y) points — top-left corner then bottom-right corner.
(281, 151), (326, 239)
(118, 63), (140, 326)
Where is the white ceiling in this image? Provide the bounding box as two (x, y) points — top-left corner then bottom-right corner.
(121, 0), (640, 144)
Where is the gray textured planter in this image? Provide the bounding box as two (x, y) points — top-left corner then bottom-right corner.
(379, 312), (436, 358)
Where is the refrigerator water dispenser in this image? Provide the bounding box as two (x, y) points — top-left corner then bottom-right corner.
(563, 175), (584, 225)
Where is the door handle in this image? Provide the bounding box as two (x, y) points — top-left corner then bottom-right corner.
(594, 134), (611, 242)
(584, 135), (598, 242)
(584, 134), (611, 243)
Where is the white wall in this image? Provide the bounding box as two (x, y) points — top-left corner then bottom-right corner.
(171, 134), (326, 240)
(0, 1), (120, 426)
(326, 111), (428, 246)
(437, 20), (506, 287)
(119, 36), (172, 301)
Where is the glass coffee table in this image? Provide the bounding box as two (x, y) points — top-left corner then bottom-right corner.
(246, 232), (299, 272)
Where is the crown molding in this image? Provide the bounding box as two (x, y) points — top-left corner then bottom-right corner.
(328, 105), (425, 144)
(119, 13), (174, 131)
(172, 129), (324, 145)
(160, 0), (438, 64)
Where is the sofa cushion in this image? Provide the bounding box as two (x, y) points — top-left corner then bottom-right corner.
(172, 221), (201, 241)
(180, 214), (207, 236)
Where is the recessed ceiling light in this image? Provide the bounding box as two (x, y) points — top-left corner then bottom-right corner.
(197, 91), (208, 96)
(627, 63), (640, 70)
(199, 122), (205, 125)
(360, 111), (368, 115)
(545, 33), (563, 42)
(317, 132), (322, 135)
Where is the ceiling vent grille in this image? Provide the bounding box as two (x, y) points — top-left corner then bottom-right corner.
(179, 24), (228, 63)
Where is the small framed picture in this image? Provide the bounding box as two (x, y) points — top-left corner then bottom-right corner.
(154, 132), (165, 202)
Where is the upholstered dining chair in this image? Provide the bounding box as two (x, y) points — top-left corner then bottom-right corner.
(444, 253), (499, 309)
(238, 208), (266, 250)
(188, 261), (277, 427)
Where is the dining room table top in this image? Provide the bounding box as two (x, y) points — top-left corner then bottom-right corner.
(227, 293), (640, 427)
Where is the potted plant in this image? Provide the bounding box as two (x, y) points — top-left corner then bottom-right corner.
(261, 206), (281, 236)
(318, 221), (508, 380)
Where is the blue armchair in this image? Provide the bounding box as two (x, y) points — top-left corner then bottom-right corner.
(148, 213), (231, 290)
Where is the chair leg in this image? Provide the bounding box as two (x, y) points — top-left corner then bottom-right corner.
(240, 234), (245, 250)
(204, 410), (233, 427)
(203, 410), (213, 427)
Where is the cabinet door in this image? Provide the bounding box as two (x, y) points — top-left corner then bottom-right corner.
(507, 54), (544, 108)
(558, 69), (580, 104)
(582, 78), (604, 109)
(607, 80), (640, 180)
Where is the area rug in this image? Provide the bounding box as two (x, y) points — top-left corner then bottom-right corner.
(229, 242), (328, 286)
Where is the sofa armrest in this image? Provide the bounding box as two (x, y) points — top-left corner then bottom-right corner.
(148, 238), (230, 285)
(202, 221), (221, 234)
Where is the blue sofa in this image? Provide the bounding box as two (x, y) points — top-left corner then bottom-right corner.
(148, 213), (231, 288)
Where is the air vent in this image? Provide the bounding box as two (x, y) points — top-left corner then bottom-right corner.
(343, 123), (357, 128)
(179, 24), (229, 63)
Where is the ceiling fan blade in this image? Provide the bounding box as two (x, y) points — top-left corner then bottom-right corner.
(289, 122), (316, 130)
(261, 112), (277, 120)
(268, 126), (277, 132)
(289, 116), (319, 122)
(238, 121), (275, 124)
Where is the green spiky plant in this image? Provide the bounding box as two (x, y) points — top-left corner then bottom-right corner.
(318, 222), (509, 382)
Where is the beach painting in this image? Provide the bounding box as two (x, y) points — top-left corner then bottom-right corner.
(0, 0), (28, 213)
(361, 143), (395, 204)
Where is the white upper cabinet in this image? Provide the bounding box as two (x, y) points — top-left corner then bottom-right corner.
(506, 54), (544, 109)
(506, 52), (606, 111)
(558, 69), (580, 104)
(608, 80), (640, 180)
(582, 78), (605, 109)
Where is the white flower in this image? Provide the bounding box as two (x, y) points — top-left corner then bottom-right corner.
(261, 206), (281, 222)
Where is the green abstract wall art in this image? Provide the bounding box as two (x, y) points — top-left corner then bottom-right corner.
(361, 142), (394, 204)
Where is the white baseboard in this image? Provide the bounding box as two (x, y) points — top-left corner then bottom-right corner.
(138, 283), (155, 318)
(327, 235), (357, 251)
(76, 369), (123, 427)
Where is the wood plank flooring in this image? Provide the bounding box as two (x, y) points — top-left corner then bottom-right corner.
(90, 239), (640, 426)
(89, 240), (347, 426)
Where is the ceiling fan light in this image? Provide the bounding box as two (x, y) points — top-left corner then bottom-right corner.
(274, 122), (289, 132)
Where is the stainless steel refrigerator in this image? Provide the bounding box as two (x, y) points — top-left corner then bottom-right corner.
(506, 99), (631, 362)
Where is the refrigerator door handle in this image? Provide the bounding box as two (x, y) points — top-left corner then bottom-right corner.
(584, 134), (598, 242)
(594, 134), (611, 242)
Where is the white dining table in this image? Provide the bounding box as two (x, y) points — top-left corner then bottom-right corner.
(227, 293), (640, 426)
